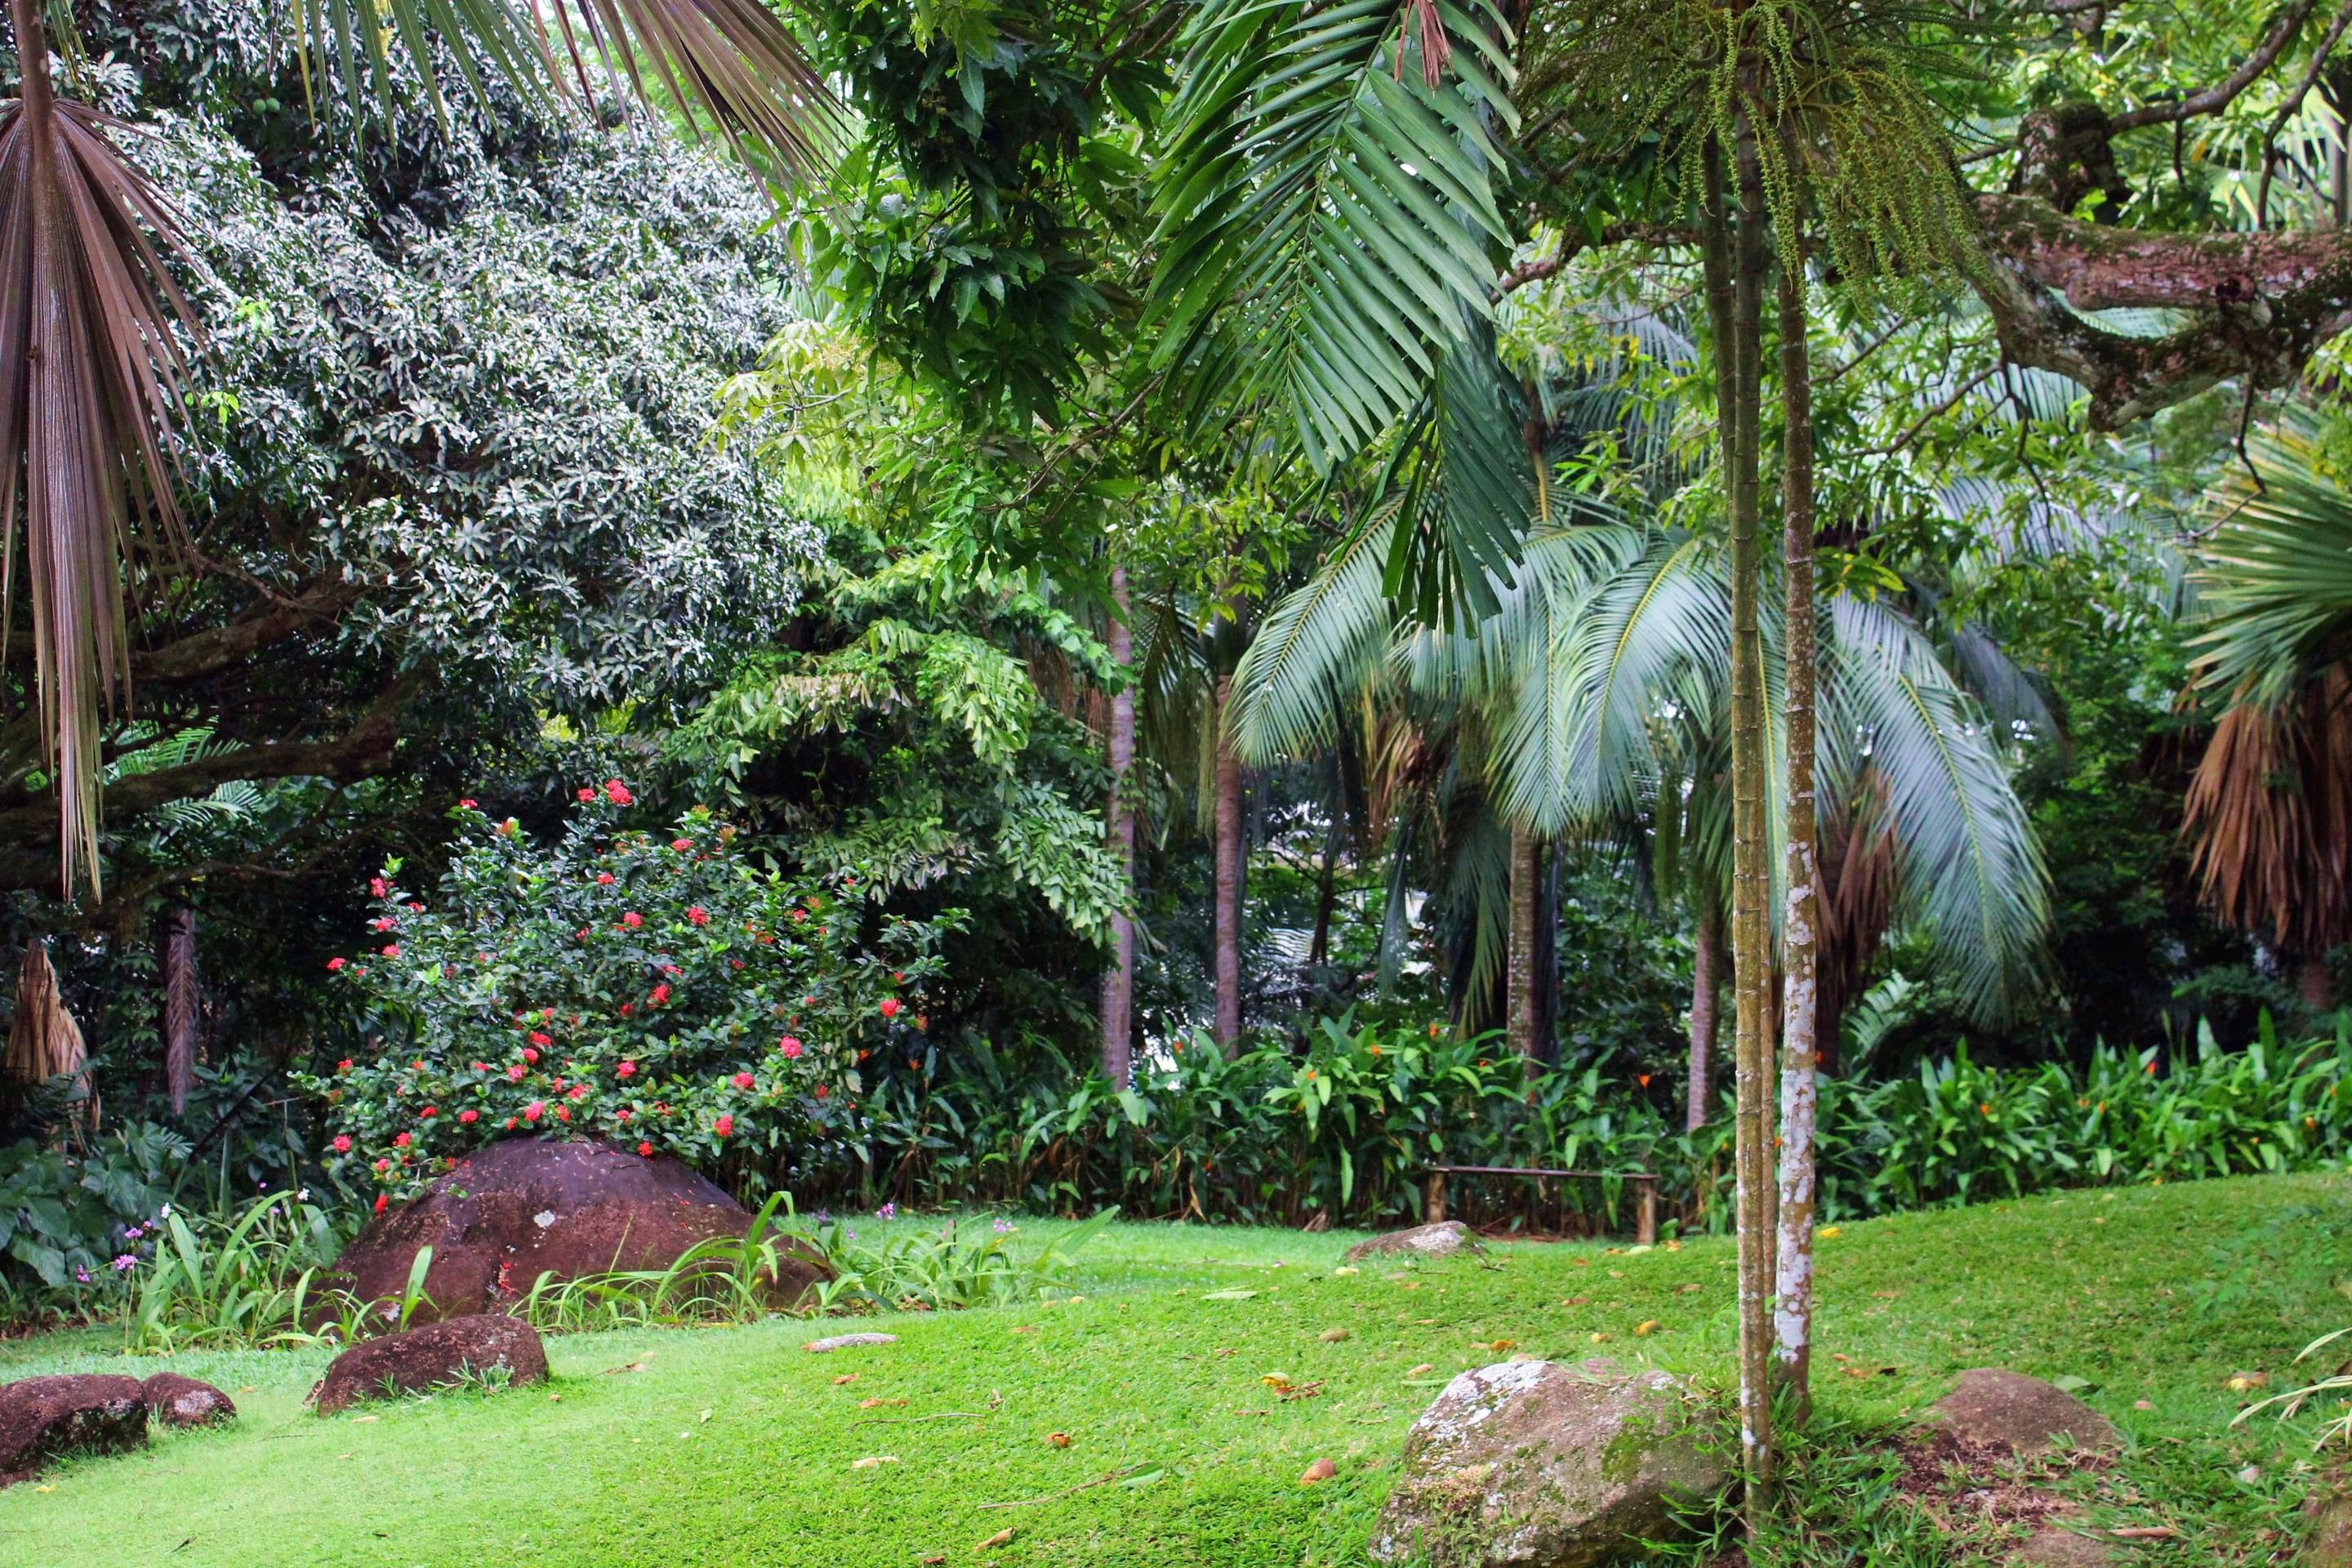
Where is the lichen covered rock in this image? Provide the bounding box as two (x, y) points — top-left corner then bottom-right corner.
(312, 1313), (548, 1414)
(1371, 1358), (1731, 1567)
(1343, 1221), (1486, 1265)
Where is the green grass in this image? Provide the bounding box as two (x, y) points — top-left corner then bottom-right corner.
(0, 1175), (2344, 1566)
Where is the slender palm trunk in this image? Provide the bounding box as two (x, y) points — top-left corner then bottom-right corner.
(1705, 126), (1776, 1507)
(1508, 824), (1541, 1077)
(1308, 820), (1339, 968)
(1213, 675), (1244, 1051)
(163, 905), (198, 1116)
(1688, 902), (1722, 1133)
(1101, 565), (1137, 1087)
(1773, 253), (1821, 1419)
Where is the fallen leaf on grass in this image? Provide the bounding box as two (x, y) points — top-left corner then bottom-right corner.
(1202, 1289), (1258, 1302)
(1872, 1290), (1901, 1299)
(2227, 1372), (2270, 1392)
(1559, 1297), (1589, 1307)
(348, 1414), (379, 1423)
(604, 1360), (653, 1376)
(1816, 1226), (1842, 1240)
(1012, 1325), (1039, 1334)
(924, 1557), (947, 1565)
(1405, 1363), (1435, 1377)
(852, 1455), (898, 1469)
(976, 1526), (1015, 1552)
(1333, 1266), (1359, 1276)
(1571, 1258), (1591, 1268)
(834, 1374), (859, 1386)
(2108, 1526), (2177, 1540)
(1319, 1327), (1352, 1343)
(1633, 1321), (1660, 1337)
(1676, 1283), (1703, 1295)
(1589, 1332), (1610, 1343)
(1279, 1380), (1327, 1402)
(1300, 1459), (1336, 1484)
(1049, 1432), (1072, 1448)
(1472, 1339), (1516, 1352)
(699, 1409), (714, 1423)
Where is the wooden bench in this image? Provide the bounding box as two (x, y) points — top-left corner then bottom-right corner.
(1422, 1164), (1659, 1245)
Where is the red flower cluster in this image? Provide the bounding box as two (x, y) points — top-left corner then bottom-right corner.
(604, 778), (632, 805)
(731, 1071), (755, 1090)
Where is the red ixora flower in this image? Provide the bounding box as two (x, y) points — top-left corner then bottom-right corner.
(880, 998), (902, 1019)
(373, 1159), (391, 1173)
(617, 1060), (637, 1079)
(713, 1114), (733, 1138)
(650, 984), (671, 1006)
(393, 1132), (412, 1148)
(374, 1194), (389, 1214)
(524, 1101), (546, 1122)
(369, 876), (389, 899)
(672, 838), (693, 853)
(327, 956), (346, 972)
(408, 902), (424, 913)
(621, 911), (644, 929)
(471, 1062), (489, 1073)
(528, 1031), (552, 1048)
(371, 916), (394, 933)
(568, 1085), (589, 1102)
(604, 778), (632, 805)
(616, 1109), (631, 1124)
(732, 1071), (755, 1091)
(597, 871), (615, 885)
(619, 1003), (635, 1018)
(578, 787), (595, 802)
(504, 1116), (519, 1130)
(332, 1135), (352, 1153)
(458, 1109), (479, 1125)
(687, 906), (709, 925)
(556, 1106), (571, 1122)
(637, 1141), (655, 1157)
(813, 1085), (829, 1099)
(420, 1106), (437, 1119)
(381, 944), (401, 959)
(457, 798), (477, 809)
(778, 1037), (804, 1059)
(507, 1064), (527, 1082)
(336, 1058), (354, 1073)
(523, 1047), (541, 1066)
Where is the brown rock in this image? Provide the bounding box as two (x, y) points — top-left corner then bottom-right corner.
(312, 1313), (548, 1414)
(1343, 1222), (1486, 1265)
(1928, 1369), (2118, 1457)
(320, 1137), (829, 1325)
(0, 1374), (148, 1483)
(140, 1373), (235, 1428)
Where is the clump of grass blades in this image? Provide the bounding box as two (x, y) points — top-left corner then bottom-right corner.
(518, 1194), (813, 1331)
(125, 1192), (353, 1352)
(798, 1205), (1118, 1316)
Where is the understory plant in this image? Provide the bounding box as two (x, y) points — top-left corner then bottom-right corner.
(795, 1205), (1120, 1315)
(301, 784), (963, 1205)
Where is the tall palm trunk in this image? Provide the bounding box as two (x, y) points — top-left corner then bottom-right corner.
(163, 904), (199, 1115)
(1773, 253), (1821, 1418)
(1101, 565), (1137, 1087)
(1213, 674), (1245, 1051)
(1687, 901), (1722, 1132)
(1508, 824), (1542, 1076)
(1704, 125), (1776, 1505)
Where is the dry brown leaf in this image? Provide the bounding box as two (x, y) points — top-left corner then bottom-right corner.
(1633, 1321), (1660, 1337)
(1318, 1327), (1351, 1343)
(976, 1526), (1016, 1552)
(1405, 1363), (1435, 1377)
(1048, 1431), (1072, 1448)
(852, 1455), (898, 1469)
(1299, 1458), (1337, 1484)
(1676, 1283), (1703, 1295)
(834, 1374), (859, 1386)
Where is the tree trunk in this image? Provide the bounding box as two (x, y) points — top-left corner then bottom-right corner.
(2301, 953), (2335, 1009)
(1773, 251), (1821, 1421)
(1704, 124), (1776, 1507)
(163, 904), (199, 1116)
(1687, 901), (1722, 1133)
(1213, 674), (1245, 1052)
(1308, 820), (1339, 968)
(1508, 824), (1541, 1077)
(1101, 565), (1137, 1087)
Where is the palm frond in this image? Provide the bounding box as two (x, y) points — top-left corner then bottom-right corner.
(1149, 0), (1517, 472)
(2191, 416), (2352, 707)
(1227, 513), (1396, 764)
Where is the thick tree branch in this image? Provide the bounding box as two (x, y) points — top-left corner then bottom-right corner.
(1971, 191), (2352, 426)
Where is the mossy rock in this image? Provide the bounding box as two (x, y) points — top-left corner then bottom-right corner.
(1370, 1357), (1730, 1567)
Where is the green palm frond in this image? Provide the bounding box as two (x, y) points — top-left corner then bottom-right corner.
(1379, 327), (1535, 625)
(1824, 594), (2047, 1024)
(2191, 416), (2352, 707)
(1227, 512), (1396, 764)
(1148, 0), (1518, 473)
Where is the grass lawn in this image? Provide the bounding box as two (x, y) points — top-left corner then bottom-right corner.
(0, 1173), (2343, 1566)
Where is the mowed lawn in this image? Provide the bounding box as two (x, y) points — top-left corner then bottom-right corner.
(0, 1174), (2342, 1566)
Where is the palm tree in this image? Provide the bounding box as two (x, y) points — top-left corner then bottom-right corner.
(2185, 415), (2352, 1004)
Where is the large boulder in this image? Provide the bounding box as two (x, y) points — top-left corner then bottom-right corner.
(322, 1137), (828, 1325)
(1345, 1221), (1486, 1265)
(2305, 1470), (2352, 1567)
(1927, 1370), (2118, 1457)
(313, 1313), (549, 1414)
(1370, 1358), (1731, 1567)
(141, 1373), (235, 1428)
(0, 1374), (149, 1484)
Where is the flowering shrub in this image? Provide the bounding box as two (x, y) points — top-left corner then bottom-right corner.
(302, 786), (957, 1200)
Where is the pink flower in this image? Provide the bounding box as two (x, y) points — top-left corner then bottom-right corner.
(650, 984), (670, 1005)
(598, 871), (615, 885)
(578, 787), (595, 802)
(621, 911), (643, 929)
(419, 1106), (437, 1119)
(687, 906), (709, 925)
(457, 798), (477, 808)
(713, 1114), (733, 1138)
(616, 1109), (631, 1124)
(672, 838), (693, 852)
(617, 1060), (637, 1079)
(577, 927), (593, 939)
(332, 1135), (352, 1154)
(524, 1101), (545, 1122)
(528, 1031), (552, 1048)
(336, 1058), (354, 1072)
(373, 1159), (391, 1173)
(381, 944), (401, 959)
(732, 1071), (755, 1090)
(458, 1109), (479, 1125)
(370, 877), (389, 899)
(372, 916), (394, 933)
(393, 1132), (412, 1148)
(327, 956), (345, 972)
(779, 1037), (804, 1059)
(880, 998), (902, 1019)
(523, 1047), (541, 1065)
(637, 1141), (655, 1157)
(471, 1062), (488, 1073)
(556, 1106), (571, 1122)
(813, 1085), (828, 1099)
(569, 1085), (589, 1102)
(507, 1064), (527, 1083)
(604, 779), (632, 805)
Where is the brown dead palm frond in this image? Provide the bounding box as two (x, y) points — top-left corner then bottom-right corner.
(2184, 664), (2352, 961)
(0, 6), (203, 898)
(4, 940), (93, 1129)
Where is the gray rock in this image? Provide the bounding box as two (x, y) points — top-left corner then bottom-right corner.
(1928, 1370), (2118, 1457)
(1370, 1358), (1731, 1567)
(1344, 1221), (1485, 1265)
(803, 1333), (898, 1353)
